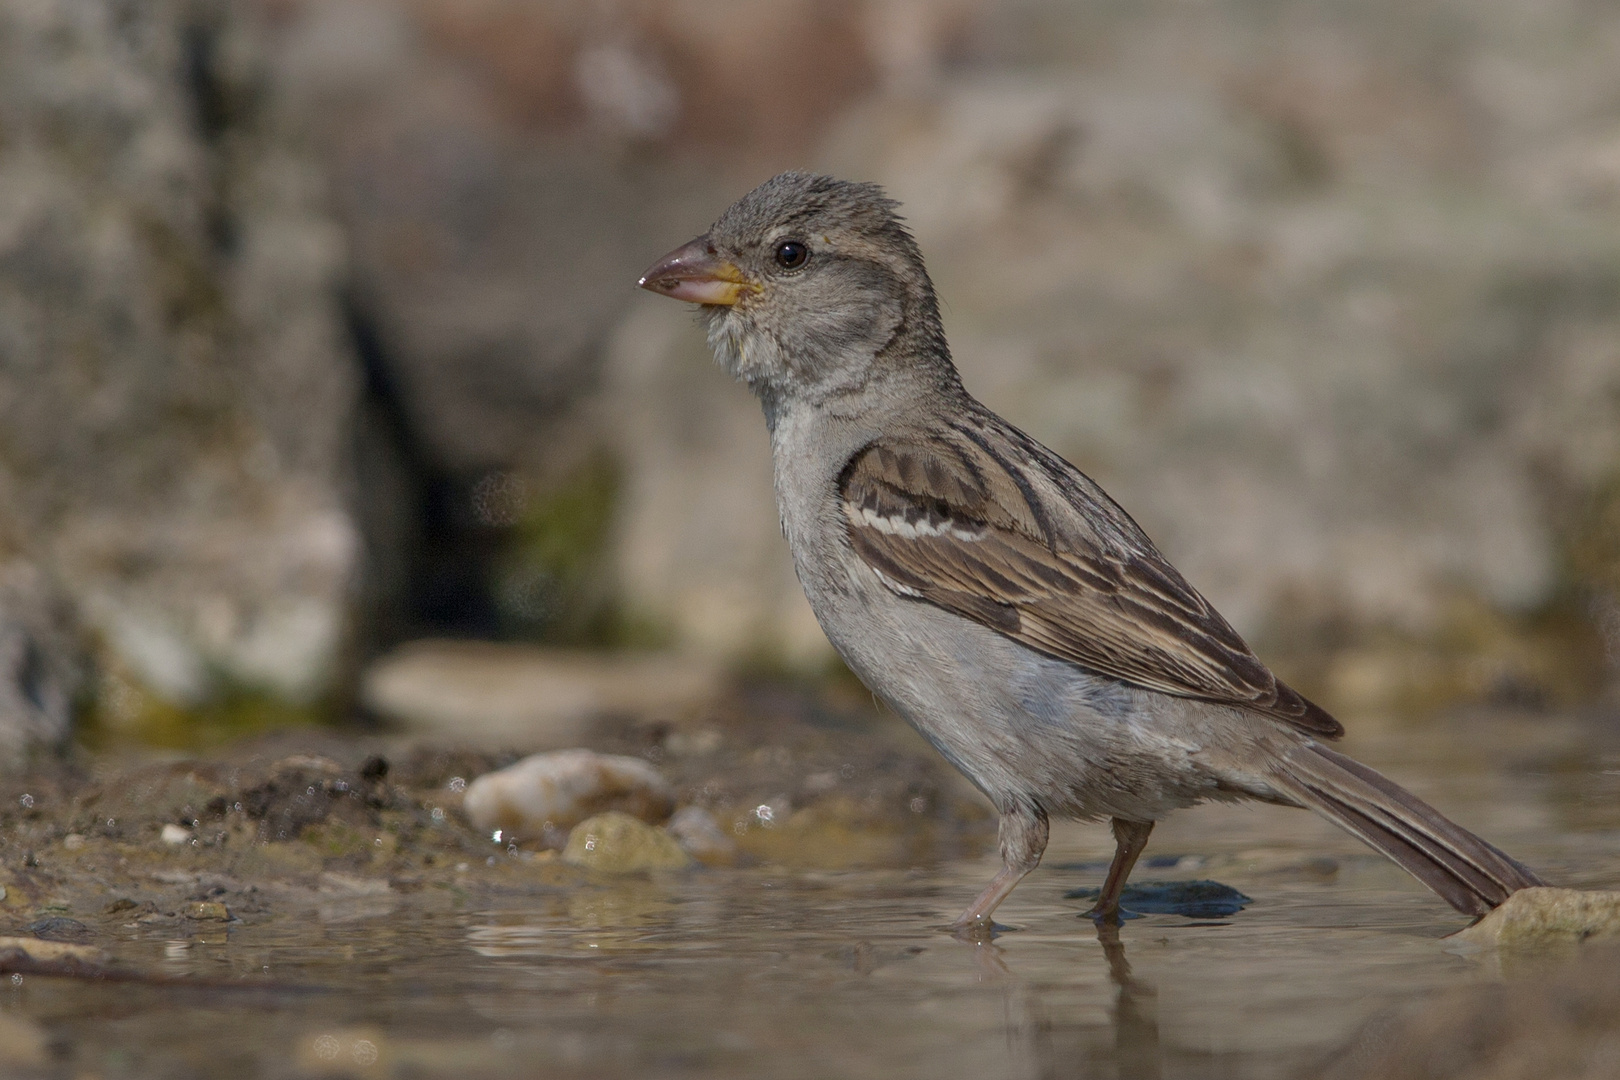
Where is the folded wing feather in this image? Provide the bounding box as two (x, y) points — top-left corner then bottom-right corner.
(838, 411), (1343, 739)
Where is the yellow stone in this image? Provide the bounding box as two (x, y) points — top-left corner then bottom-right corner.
(0, 937), (109, 966)
(1453, 887), (1620, 946)
(562, 812), (690, 873)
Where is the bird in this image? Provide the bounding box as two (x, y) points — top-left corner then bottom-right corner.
(637, 171), (1545, 933)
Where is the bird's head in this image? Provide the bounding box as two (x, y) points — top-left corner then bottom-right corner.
(638, 172), (952, 406)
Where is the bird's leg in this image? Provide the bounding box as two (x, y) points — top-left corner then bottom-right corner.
(1084, 818), (1155, 923)
(952, 802), (1049, 937)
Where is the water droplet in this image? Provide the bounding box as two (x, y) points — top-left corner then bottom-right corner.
(351, 1039), (379, 1067)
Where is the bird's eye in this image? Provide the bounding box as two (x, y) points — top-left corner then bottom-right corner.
(774, 240), (809, 270)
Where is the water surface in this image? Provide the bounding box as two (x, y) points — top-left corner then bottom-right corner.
(9, 709), (1619, 1078)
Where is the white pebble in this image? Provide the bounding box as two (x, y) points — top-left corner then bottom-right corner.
(160, 824), (192, 846)
(461, 749), (674, 842)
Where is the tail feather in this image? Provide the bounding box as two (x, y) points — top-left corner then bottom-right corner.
(1271, 743), (1545, 917)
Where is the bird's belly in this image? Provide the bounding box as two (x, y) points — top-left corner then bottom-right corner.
(806, 563), (1223, 822)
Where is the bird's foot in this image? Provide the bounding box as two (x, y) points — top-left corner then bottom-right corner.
(945, 915), (1017, 944)
(1081, 903), (1126, 927)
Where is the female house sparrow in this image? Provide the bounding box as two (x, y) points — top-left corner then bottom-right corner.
(639, 171), (1543, 932)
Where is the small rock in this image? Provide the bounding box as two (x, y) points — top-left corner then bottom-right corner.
(26, 917), (92, 943)
(61, 833), (84, 851)
(160, 824), (192, 846)
(1452, 887), (1620, 946)
(562, 811), (691, 873)
(274, 754), (345, 778)
(318, 872), (392, 896)
(0, 936), (110, 972)
(182, 901), (231, 921)
(665, 806), (741, 867)
(462, 749), (674, 842)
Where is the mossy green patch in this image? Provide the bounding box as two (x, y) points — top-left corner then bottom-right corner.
(79, 671), (329, 752)
(491, 453), (667, 647)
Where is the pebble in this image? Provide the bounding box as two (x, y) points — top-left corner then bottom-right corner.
(665, 806), (742, 867)
(26, 917), (92, 943)
(462, 749), (675, 842)
(1452, 887), (1620, 946)
(0, 936), (110, 970)
(182, 901), (231, 921)
(562, 812), (691, 873)
(160, 823), (192, 846)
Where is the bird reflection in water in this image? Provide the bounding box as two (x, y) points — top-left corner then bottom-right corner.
(966, 922), (1163, 1080)
(1097, 923), (1161, 1080)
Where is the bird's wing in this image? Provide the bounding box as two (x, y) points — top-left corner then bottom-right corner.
(838, 412), (1342, 738)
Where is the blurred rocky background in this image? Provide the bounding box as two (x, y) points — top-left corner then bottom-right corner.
(1, 0), (1617, 758)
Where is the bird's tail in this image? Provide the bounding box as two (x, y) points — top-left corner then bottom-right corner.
(1269, 742), (1545, 916)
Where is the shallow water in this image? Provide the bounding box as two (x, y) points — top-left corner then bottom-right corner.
(8, 709), (1620, 1079)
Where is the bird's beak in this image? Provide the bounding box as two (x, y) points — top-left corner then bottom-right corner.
(637, 237), (756, 306)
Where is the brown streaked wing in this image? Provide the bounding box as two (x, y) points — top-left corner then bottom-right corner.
(839, 427), (1342, 739)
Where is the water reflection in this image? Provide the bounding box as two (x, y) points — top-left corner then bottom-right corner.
(1097, 924), (1162, 1080)
(969, 922), (1163, 1080)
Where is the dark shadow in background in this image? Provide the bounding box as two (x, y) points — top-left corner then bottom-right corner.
(347, 296), (505, 650)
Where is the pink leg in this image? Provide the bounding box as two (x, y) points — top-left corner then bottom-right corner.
(952, 803), (1048, 936)
(1083, 818), (1154, 922)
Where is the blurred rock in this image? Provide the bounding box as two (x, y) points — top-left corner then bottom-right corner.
(1322, 944), (1620, 1080)
(0, 563), (81, 766)
(245, 0), (914, 648)
(603, 0), (1620, 696)
(0, 0), (359, 730)
(1452, 887), (1620, 948)
(0, 936), (110, 972)
(5, 0), (1618, 737)
(561, 810), (690, 873)
(182, 900), (232, 921)
(665, 805), (741, 867)
(361, 640), (723, 747)
(461, 749), (675, 844)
